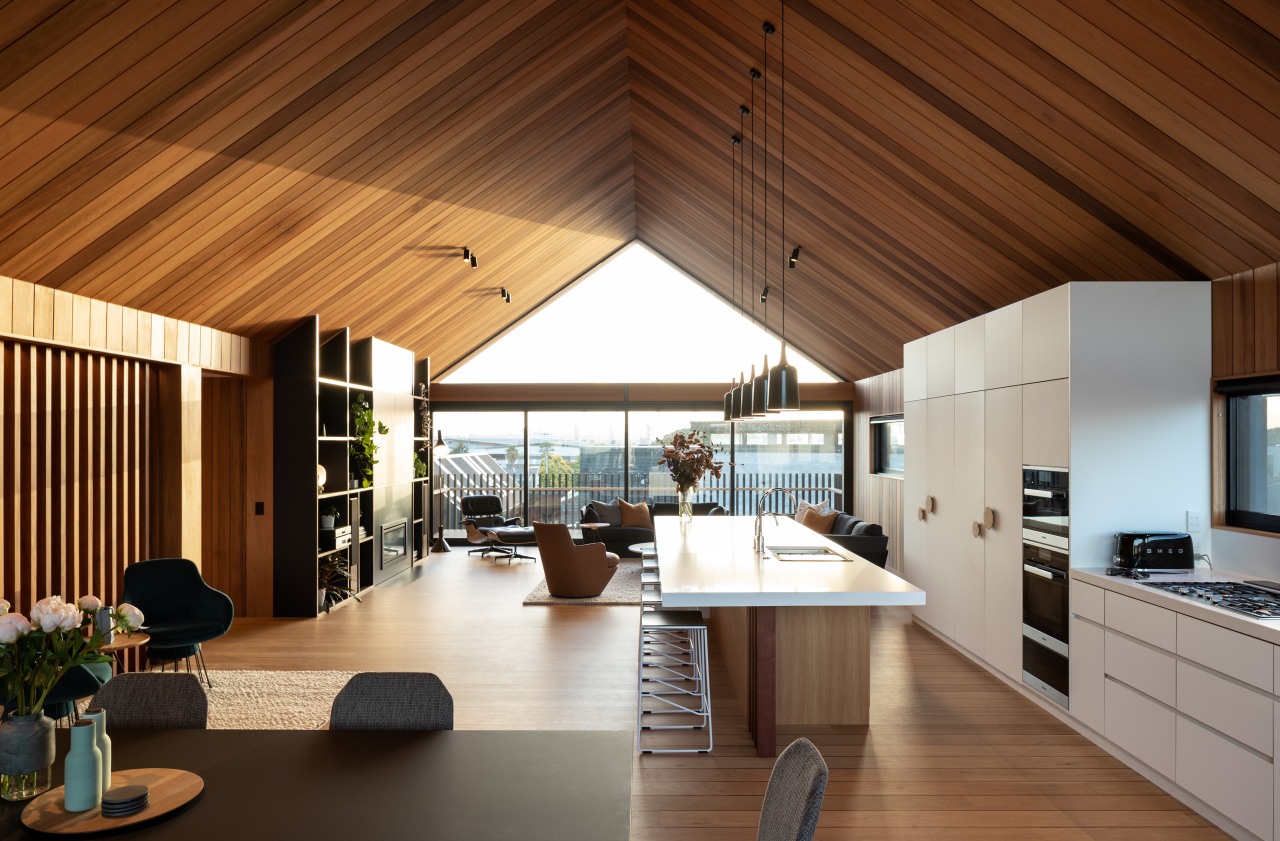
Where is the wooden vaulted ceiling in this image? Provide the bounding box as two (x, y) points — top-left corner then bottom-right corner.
(1, 1), (1278, 383)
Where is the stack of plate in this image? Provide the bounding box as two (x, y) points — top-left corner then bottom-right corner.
(101, 785), (149, 818)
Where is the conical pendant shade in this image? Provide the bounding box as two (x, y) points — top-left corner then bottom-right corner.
(751, 355), (769, 416)
(731, 373), (746, 420)
(767, 344), (800, 411)
(742, 369), (755, 420)
(723, 381), (735, 422)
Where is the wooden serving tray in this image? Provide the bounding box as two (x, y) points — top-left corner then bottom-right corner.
(21, 768), (204, 835)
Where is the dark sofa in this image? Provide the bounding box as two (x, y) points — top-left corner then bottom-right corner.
(581, 499), (725, 557)
(821, 512), (889, 568)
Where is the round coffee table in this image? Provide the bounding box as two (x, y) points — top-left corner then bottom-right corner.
(628, 542), (656, 557)
(100, 631), (150, 655)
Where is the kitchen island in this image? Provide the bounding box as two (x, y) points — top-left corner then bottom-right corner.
(654, 515), (925, 756)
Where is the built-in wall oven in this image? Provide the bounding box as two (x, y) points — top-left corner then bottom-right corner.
(1022, 466), (1069, 708)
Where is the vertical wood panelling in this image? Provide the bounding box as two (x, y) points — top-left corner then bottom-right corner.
(201, 375), (249, 616)
(1212, 261), (1280, 378)
(853, 369), (905, 573)
(0, 338), (156, 615)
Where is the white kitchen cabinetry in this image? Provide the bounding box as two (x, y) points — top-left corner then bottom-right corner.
(912, 396), (955, 636)
(903, 338), (927, 403)
(953, 317), (985, 395)
(1022, 379), (1069, 468)
(1083, 581), (1277, 841)
(984, 301), (1022, 390)
(983, 385), (1023, 680)
(1022, 283), (1070, 383)
(952, 391), (986, 655)
(926, 327), (955, 398)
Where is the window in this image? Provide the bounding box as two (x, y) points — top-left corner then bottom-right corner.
(1219, 377), (1280, 533)
(871, 414), (905, 478)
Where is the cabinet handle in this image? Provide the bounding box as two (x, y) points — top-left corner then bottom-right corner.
(917, 507), (927, 521)
(983, 507), (996, 530)
(972, 521), (982, 538)
(924, 495), (935, 513)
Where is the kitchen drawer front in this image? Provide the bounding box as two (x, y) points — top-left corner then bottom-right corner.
(1069, 616), (1104, 733)
(1105, 677), (1175, 779)
(1106, 630), (1176, 706)
(1176, 715), (1273, 841)
(1177, 661), (1272, 756)
(1071, 579), (1104, 624)
(1177, 613), (1272, 692)
(1104, 591), (1175, 650)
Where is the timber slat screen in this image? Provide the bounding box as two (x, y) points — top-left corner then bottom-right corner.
(0, 339), (155, 632)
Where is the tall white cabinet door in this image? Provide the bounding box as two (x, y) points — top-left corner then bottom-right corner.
(903, 399), (929, 607)
(1023, 283), (1070, 383)
(926, 327), (955, 398)
(903, 339), (927, 403)
(916, 395), (956, 637)
(984, 385), (1023, 680)
(985, 302), (1022, 389)
(1023, 379), (1069, 469)
(952, 391), (986, 655)
(953, 317), (985, 395)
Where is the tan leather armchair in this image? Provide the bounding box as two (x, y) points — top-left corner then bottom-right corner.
(533, 522), (620, 598)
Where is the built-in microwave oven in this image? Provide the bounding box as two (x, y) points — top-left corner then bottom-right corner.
(1023, 466), (1068, 540)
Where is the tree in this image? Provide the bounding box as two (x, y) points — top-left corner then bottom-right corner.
(450, 440), (469, 454)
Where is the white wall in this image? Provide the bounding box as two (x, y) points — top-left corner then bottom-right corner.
(1069, 283), (1212, 567)
(1210, 528), (1280, 578)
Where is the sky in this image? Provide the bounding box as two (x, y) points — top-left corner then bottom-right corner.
(442, 243), (837, 384)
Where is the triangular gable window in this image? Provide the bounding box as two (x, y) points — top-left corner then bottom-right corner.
(442, 243), (835, 384)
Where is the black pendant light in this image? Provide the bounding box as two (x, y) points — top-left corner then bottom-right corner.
(768, 5), (800, 412)
(724, 131), (741, 422)
(751, 21), (775, 418)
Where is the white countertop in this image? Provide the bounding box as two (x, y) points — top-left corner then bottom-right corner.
(1073, 567), (1280, 646)
(654, 515), (926, 608)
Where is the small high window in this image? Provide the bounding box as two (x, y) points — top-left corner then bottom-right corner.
(871, 414), (904, 478)
(1218, 376), (1280, 533)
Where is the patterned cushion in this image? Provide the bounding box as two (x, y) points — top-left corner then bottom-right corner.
(796, 499), (832, 522)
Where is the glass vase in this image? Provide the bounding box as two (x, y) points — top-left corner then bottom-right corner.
(678, 486), (695, 521)
(0, 712), (55, 801)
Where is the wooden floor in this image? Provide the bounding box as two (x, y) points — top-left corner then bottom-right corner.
(204, 550), (1226, 841)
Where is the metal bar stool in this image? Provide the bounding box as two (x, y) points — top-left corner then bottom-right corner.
(637, 609), (712, 754)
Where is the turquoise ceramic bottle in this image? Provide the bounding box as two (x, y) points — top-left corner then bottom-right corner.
(63, 721), (102, 812)
(80, 707), (112, 794)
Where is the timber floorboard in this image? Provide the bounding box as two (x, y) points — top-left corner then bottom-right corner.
(202, 551), (1227, 840)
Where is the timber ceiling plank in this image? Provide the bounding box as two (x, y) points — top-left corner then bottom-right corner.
(0, 0), (1278, 381)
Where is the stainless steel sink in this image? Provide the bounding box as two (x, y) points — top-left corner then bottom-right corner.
(765, 545), (850, 562)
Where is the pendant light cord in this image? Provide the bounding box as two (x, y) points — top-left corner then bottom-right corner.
(780, 2), (787, 345)
(760, 22), (769, 332)
(748, 67), (757, 332)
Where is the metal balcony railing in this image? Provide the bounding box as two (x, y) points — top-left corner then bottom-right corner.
(434, 470), (843, 529)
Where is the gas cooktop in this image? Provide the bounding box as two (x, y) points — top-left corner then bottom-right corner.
(1143, 580), (1280, 619)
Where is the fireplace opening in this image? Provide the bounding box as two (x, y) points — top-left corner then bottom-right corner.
(381, 519), (408, 569)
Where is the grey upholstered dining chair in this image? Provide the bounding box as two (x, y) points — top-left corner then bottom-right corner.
(757, 737), (829, 841)
(89, 672), (209, 729)
(329, 672), (454, 731)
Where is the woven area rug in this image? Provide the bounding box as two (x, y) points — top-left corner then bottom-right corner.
(203, 670), (356, 729)
(522, 560), (642, 606)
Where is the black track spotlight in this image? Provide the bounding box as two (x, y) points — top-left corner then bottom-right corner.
(469, 252), (478, 268)
(789, 245), (801, 268)
(462, 247), (470, 261)
(500, 287), (511, 303)
(759, 286), (769, 303)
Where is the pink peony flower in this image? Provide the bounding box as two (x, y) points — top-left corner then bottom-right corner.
(0, 612), (32, 644)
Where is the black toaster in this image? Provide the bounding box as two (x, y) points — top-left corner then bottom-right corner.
(1113, 532), (1195, 571)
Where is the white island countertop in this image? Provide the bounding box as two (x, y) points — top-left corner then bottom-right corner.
(654, 515), (926, 608)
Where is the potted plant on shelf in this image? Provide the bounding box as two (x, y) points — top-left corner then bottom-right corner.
(320, 505), (341, 530)
(318, 554), (361, 614)
(349, 395), (388, 488)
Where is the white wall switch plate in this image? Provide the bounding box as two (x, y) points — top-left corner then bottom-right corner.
(1186, 510), (1203, 533)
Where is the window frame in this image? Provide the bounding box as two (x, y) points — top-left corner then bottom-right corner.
(1218, 375), (1280, 534)
(870, 413), (905, 479)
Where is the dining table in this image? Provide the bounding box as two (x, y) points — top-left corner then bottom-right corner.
(0, 728), (632, 840)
